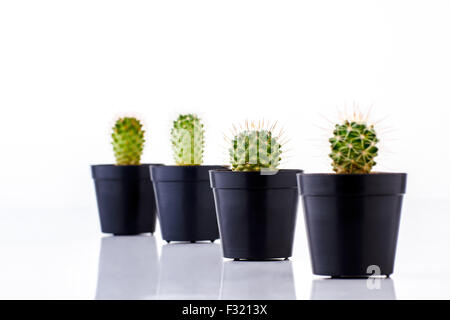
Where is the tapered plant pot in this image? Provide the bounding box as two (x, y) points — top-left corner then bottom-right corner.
(210, 169), (302, 260)
(91, 164), (161, 235)
(150, 165), (224, 242)
(298, 173), (407, 277)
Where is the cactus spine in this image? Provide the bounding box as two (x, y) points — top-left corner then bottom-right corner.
(112, 117), (145, 166)
(329, 120), (379, 174)
(229, 123), (282, 172)
(171, 114), (204, 165)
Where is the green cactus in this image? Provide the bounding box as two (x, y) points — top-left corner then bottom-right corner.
(329, 120), (379, 174)
(111, 117), (145, 166)
(230, 126), (282, 172)
(171, 114), (204, 165)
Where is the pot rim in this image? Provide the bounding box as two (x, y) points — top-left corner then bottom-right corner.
(210, 168), (303, 189)
(150, 164), (227, 182)
(210, 168), (303, 174)
(298, 171), (407, 196)
(91, 163), (163, 168)
(298, 171), (407, 176)
(91, 163), (164, 180)
(152, 165), (227, 168)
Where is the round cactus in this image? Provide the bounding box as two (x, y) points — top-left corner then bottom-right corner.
(171, 114), (204, 165)
(329, 120), (379, 174)
(230, 128), (282, 172)
(112, 117), (145, 166)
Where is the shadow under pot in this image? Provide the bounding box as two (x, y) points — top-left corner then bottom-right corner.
(298, 173), (407, 278)
(210, 169), (302, 260)
(91, 164), (161, 235)
(150, 165), (224, 243)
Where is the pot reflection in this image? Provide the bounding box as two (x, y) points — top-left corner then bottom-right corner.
(220, 261), (296, 300)
(157, 243), (222, 299)
(311, 278), (396, 300)
(95, 235), (159, 300)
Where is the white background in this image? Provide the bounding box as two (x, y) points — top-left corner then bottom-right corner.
(0, 0), (449, 299)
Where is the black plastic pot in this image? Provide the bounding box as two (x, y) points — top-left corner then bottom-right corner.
(210, 169), (302, 260)
(150, 165), (224, 242)
(298, 173), (407, 277)
(91, 164), (161, 235)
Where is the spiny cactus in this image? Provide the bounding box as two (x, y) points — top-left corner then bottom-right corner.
(229, 124), (282, 172)
(171, 114), (204, 165)
(112, 117), (145, 166)
(329, 120), (379, 174)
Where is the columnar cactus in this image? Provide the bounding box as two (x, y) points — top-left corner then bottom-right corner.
(329, 120), (379, 174)
(112, 117), (145, 166)
(230, 124), (282, 172)
(171, 114), (204, 165)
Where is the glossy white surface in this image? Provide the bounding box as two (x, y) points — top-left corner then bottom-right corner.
(1, 0), (450, 300)
(0, 198), (448, 300)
